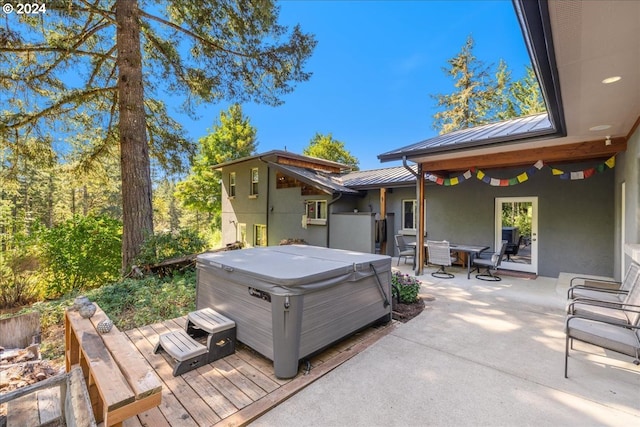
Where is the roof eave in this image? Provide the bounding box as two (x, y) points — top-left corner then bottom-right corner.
(377, 0), (567, 164)
(378, 126), (559, 163)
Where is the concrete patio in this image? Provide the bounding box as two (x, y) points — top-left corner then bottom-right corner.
(251, 260), (640, 426)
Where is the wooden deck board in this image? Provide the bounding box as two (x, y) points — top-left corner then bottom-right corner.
(121, 317), (395, 426)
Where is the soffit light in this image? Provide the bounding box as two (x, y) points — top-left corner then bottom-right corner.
(589, 124), (612, 131)
(602, 76), (622, 84)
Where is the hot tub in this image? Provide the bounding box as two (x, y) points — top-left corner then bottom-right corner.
(195, 245), (392, 378)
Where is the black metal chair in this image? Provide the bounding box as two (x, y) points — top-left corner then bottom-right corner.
(504, 235), (524, 261)
(394, 234), (415, 266)
(473, 240), (508, 281)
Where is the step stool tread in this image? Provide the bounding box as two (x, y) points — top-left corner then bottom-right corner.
(187, 307), (235, 334)
(157, 329), (207, 361)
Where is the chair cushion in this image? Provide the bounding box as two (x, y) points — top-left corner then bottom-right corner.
(567, 317), (639, 358)
(570, 302), (631, 324)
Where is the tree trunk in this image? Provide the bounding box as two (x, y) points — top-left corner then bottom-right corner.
(115, 0), (153, 272)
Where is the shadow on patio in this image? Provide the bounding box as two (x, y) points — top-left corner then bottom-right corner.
(250, 258), (640, 426)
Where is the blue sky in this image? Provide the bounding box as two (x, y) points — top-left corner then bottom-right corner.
(178, 1), (532, 171)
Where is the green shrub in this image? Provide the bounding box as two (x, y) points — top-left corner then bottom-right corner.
(10, 269), (197, 360)
(36, 215), (122, 297)
(0, 253), (39, 308)
(391, 271), (421, 304)
(135, 228), (206, 266)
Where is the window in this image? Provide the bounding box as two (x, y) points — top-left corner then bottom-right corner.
(250, 168), (259, 197)
(402, 199), (418, 230)
(237, 223), (246, 245)
(229, 172), (236, 197)
(305, 200), (327, 225)
(254, 224), (267, 246)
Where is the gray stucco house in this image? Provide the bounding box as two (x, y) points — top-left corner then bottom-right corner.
(215, 0), (640, 280)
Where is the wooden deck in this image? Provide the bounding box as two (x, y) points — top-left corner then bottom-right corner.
(121, 317), (395, 427)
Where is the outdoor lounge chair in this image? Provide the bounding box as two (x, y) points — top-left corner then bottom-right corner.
(567, 262), (640, 304)
(565, 309), (640, 378)
(394, 234), (415, 266)
(472, 240), (508, 281)
(567, 266), (640, 325)
(427, 240), (456, 279)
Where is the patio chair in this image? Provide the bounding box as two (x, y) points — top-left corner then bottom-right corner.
(567, 268), (640, 325)
(394, 234), (415, 266)
(565, 310), (640, 378)
(567, 262), (640, 304)
(427, 240), (456, 279)
(472, 241), (508, 281)
(504, 235), (524, 261)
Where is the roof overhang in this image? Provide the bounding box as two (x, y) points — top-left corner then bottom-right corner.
(269, 162), (361, 196)
(378, 0), (640, 172)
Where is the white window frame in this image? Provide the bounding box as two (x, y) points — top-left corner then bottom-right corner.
(305, 200), (327, 225)
(237, 223), (246, 245)
(250, 168), (259, 197)
(402, 199), (418, 231)
(229, 172), (236, 198)
(254, 224), (267, 246)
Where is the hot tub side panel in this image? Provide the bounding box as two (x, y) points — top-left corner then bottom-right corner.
(196, 267), (276, 360)
(298, 270), (392, 358)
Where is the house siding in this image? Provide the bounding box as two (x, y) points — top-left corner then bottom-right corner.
(616, 125), (640, 279)
(420, 165), (614, 278)
(220, 160), (361, 247)
(220, 159), (268, 246)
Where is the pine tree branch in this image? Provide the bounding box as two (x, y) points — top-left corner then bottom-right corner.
(1, 46), (114, 61)
(48, 0), (116, 25)
(139, 10), (255, 59)
(3, 86), (117, 130)
(27, 21), (113, 81)
(87, 45), (117, 87)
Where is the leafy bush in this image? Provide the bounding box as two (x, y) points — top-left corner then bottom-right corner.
(88, 269), (196, 330)
(8, 269), (197, 360)
(391, 271), (421, 304)
(36, 215), (122, 297)
(0, 253), (39, 308)
(135, 228), (207, 266)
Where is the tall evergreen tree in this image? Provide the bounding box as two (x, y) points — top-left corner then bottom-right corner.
(176, 104), (257, 229)
(0, 0), (316, 270)
(511, 65), (546, 115)
(431, 35), (495, 134)
(303, 133), (359, 170)
(493, 59), (518, 121)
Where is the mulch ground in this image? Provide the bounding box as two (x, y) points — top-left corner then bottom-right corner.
(392, 297), (427, 322)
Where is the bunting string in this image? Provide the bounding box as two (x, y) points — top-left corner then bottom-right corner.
(424, 156), (616, 187)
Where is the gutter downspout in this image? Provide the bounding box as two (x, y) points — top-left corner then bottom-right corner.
(326, 192), (343, 248)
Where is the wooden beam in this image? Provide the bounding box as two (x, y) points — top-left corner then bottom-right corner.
(416, 164), (425, 276)
(275, 156), (343, 173)
(419, 137), (626, 172)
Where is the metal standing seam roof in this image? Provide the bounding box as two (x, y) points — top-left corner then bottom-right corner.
(337, 165), (417, 189)
(377, 113), (553, 162)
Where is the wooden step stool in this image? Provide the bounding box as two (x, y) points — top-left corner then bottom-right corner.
(154, 328), (209, 376)
(185, 307), (236, 363)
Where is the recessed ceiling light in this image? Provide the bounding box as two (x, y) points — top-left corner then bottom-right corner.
(602, 76), (622, 84)
(589, 124), (612, 131)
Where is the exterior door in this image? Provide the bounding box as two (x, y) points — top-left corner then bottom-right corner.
(495, 197), (538, 274)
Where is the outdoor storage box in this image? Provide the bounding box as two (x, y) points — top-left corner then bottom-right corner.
(196, 245), (392, 378)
